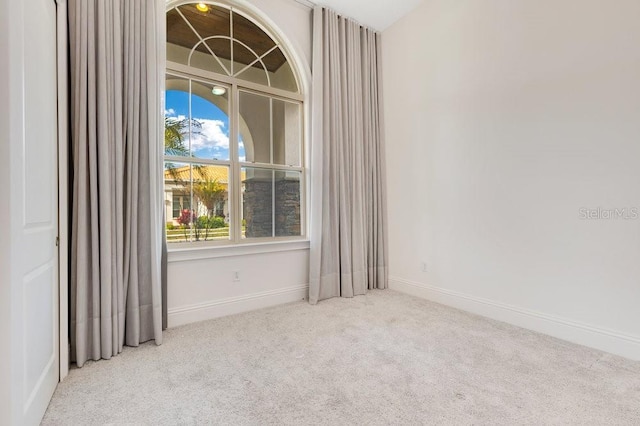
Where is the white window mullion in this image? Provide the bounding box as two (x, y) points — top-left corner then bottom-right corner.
(189, 163), (194, 242)
(230, 83), (242, 243)
(238, 162), (302, 172)
(164, 155), (230, 167)
(299, 103), (306, 238)
(166, 61), (304, 102)
(270, 98), (275, 238)
(188, 78), (194, 242)
(271, 169), (275, 238)
(230, 9), (234, 76)
(269, 98), (274, 164)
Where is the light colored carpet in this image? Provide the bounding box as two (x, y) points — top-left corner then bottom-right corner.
(43, 290), (640, 425)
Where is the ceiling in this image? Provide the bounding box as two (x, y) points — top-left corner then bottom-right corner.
(312, 0), (424, 31)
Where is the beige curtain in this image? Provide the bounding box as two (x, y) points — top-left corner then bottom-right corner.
(309, 7), (388, 304)
(69, 0), (165, 367)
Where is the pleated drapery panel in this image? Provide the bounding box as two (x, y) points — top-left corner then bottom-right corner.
(69, 0), (164, 367)
(309, 7), (389, 304)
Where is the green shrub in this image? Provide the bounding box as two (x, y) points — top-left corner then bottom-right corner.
(210, 216), (226, 229)
(166, 223), (175, 230)
(196, 216), (226, 229)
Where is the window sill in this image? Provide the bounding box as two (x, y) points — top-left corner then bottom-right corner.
(167, 239), (311, 263)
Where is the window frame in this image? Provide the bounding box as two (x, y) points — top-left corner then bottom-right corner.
(164, 1), (308, 250)
(164, 63), (306, 248)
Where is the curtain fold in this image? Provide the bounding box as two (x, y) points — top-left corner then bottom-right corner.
(309, 7), (388, 304)
(69, 0), (164, 367)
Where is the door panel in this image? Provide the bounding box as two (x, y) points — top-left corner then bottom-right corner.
(19, 0), (60, 423)
(24, 263), (56, 400)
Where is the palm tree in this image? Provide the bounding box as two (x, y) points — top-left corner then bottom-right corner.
(193, 174), (226, 218)
(193, 170), (226, 241)
(165, 116), (201, 156)
(164, 116), (201, 182)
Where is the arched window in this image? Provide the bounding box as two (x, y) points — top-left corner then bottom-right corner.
(164, 2), (304, 244)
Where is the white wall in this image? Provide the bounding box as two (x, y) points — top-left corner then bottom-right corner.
(166, 0), (312, 327)
(241, 0), (312, 65)
(382, 0), (640, 359)
(0, 0), (12, 419)
(168, 244), (309, 326)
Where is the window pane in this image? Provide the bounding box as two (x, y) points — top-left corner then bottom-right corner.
(242, 167), (273, 238)
(164, 161), (194, 243)
(190, 80), (230, 161)
(180, 3), (231, 76)
(166, 8), (199, 66)
(239, 91), (271, 164)
(275, 171), (302, 237)
(272, 99), (301, 166)
(238, 137), (246, 162)
(191, 42), (229, 76)
(165, 76), (190, 157)
(192, 164), (231, 241)
(172, 192), (191, 219)
(232, 12), (275, 58)
(203, 38), (232, 75)
(264, 48), (298, 93)
(165, 162), (231, 243)
(177, 4), (231, 39)
(233, 42), (268, 86)
(167, 5), (232, 76)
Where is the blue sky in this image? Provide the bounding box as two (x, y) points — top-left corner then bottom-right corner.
(165, 90), (245, 161)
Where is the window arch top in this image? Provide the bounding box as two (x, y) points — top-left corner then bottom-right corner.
(167, 2), (299, 93)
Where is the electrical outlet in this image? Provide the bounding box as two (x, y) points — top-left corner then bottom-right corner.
(421, 262), (428, 272)
(233, 271), (240, 282)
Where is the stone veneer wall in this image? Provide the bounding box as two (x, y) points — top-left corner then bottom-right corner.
(243, 179), (272, 237)
(244, 176), (300, 238)
(275, 178), (301, 237)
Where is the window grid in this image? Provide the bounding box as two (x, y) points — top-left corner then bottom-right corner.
(165, 2), (304, 246)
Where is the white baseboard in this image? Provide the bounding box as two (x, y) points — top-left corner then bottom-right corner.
(389, 276), (640, 361)
(168, 284), (309, 328)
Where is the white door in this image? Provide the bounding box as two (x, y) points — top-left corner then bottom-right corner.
(16, 0), (60, 422)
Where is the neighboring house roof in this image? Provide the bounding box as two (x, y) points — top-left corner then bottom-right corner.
(164, 164), (237, 184)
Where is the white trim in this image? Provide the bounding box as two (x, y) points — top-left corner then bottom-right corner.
(168, 239), (310, 262)
(166, 60), (305, 101)
(389, 276), (640, 361)
(55, 0), (69, 382)
(291, 0), (314, 9)
(231, 81), (241, 243)
(168, 284), (308, 327)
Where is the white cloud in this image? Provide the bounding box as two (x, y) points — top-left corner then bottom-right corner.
(165, 108), (176, 116)
(166, 115), (233, 158)
(191, 118), (229, 152)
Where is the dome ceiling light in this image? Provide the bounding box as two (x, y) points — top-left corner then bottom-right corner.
(196, 3), (209, 12)
(211, 86), (227, 96)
